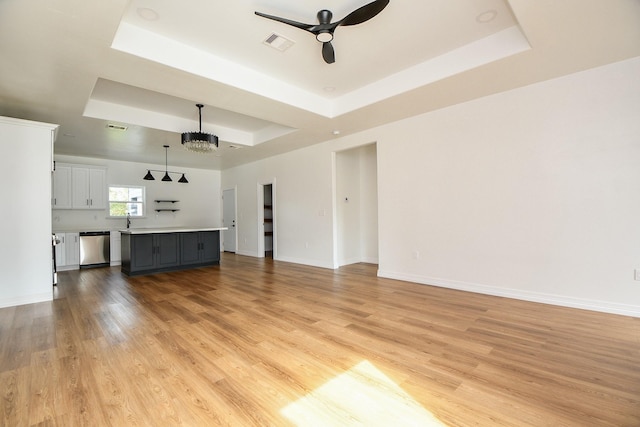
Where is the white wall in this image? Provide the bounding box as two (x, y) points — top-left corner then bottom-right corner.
(375, 56), (640, 316)
(222, 56), (640, 316)
(223, 143), (337, 267)
(359, 144), (378, 264)
(0, 117), (57, 308)
(336, 148), (361, 266)
(53, 155), (222, 232)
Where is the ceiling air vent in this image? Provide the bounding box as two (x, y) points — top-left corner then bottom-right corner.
(263, 33), (295, 52)
(106, 123), (128, 131)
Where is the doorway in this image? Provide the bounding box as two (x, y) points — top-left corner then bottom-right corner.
(263, 184), (273, 258)
(334, 143), (378, 267)
(222, 188), (236, 253)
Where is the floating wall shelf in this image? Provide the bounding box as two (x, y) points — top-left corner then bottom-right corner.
(155, 200), (180, 212)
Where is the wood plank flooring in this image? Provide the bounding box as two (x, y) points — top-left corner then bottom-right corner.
(1, 253), (639, 426)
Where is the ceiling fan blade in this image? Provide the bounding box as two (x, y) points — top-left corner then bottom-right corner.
(322, 42), (335, 64)
(340, 0), (390, 26)
(254, 11), (314, 32)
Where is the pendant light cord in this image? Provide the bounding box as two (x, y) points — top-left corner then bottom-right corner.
(164, 144), (169, 172)
(197, 103), (204, 132)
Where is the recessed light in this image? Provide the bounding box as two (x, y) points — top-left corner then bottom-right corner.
(323, 86), (336, 92)
(476, 9), (497, 23)
(137, 7), (159, 21)
(332, 130), (341, 136)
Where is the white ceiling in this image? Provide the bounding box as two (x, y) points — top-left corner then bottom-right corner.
(0, 0), (639, 170)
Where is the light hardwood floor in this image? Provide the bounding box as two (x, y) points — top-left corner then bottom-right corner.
(1, 254), (639, 426)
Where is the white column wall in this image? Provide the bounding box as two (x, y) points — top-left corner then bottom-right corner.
(0, 117), (57, 308)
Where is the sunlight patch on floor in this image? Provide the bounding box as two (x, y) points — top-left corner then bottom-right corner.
(281, 360), (446, 426)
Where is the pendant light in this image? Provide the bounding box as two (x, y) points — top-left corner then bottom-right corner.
(142, 145), (189, 183)
(162, 145), (172, 181)
(181, 104), (218, 153)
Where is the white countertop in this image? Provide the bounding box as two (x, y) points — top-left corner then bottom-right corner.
(53, 228), (117, 234)
(119, 227), (227, 235)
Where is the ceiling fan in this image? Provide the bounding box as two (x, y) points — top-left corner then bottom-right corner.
(255, 0), (390, 64)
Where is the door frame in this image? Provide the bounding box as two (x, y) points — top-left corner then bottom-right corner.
(257, 179), (277, 259)
(332, 143), (379, 269)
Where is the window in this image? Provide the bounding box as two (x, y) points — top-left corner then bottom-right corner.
(109, 186), (145, 217)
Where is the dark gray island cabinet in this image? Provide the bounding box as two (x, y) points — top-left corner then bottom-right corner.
(120, 228), (225, 276)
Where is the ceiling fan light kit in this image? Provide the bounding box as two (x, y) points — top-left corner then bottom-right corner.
(181, 104), (218, 153)
(255, 0), (389, 64)
(143, 145), (189, 183)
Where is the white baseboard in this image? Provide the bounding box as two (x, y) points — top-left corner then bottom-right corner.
(338, 257), (362, 267)
(0, 292), (53, 309)
(339, 257), (379, 267)
(235, 249), (259, 257)
(232, 250), (335, 269)
(377, 270), (640, 318)
(275, 255), (335, 270)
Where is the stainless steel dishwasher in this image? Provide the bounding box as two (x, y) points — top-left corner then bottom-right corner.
(79, 231), (110, 268)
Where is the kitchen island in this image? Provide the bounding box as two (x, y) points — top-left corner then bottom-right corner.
(120, 227), (226, 276)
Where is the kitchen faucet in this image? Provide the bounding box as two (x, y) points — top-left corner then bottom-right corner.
(126, 213), (131, 229)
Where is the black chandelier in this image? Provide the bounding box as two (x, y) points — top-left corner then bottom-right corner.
(181, 103), (218, 153)
(143, 145), (188, 183)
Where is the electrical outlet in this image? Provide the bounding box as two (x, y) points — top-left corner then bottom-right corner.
(635, 269), (640, 281)
(413, 251), (420, 260)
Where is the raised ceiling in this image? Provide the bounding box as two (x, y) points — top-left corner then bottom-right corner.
(0, 0), (639, 170)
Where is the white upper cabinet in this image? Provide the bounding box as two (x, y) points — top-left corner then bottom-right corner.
(52, 164), (72, 209)
(71, 166), (90, 209)
(54, 164), (107, 210)
(89, 167), (106, 209)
